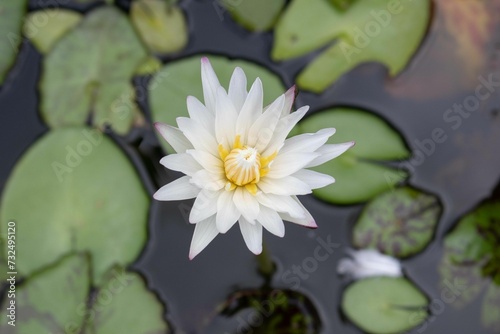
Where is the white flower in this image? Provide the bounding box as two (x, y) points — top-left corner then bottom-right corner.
(154, 57), (354, 259)
(337, 249), (403, 280)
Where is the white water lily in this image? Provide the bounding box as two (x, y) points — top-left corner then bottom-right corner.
(154, 57), (354, 259)
(337, 249), (403, 280)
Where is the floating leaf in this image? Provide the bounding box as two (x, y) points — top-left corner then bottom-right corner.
(221, 0), (285, 32)
(23, 9), (82, 54)
(341, 277), (428, 334)
(131, 0), (188, 55)
(134, 55), (163, 76)
(0, 128), (149, 284)
(481, 284), (500, 332)
(272, 0), (430, 92)
(294, 108), (410, 204)
(0, 0), (27, 84)
(40, 6), (148, 135)
(85, 269), (168, 333)
(149, 55), (285, 153)
(0, 254), (90, 333)
(353, 187), (442, 258)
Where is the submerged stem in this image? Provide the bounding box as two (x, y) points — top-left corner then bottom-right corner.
(257, 241), (276, 281)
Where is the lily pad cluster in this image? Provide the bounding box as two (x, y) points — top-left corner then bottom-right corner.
(24, 2), (188, 135)
(439, 200), (500, 332)
(0, 254), (168, 333)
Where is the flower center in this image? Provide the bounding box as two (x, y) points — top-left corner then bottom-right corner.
(224, 147), (261, 186)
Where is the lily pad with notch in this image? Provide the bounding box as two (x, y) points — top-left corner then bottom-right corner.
(341, 277), (428, 334)
(220, 0), (286, 32)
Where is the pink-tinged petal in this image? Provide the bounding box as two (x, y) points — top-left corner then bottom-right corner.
(228, 67), (248, 112)
(306, 141), (355, 167)
(154, 122), (192, 153)
(153, 176), (200, 201)
(257, 205), (285, 237)
(189, 215), (218, 260)
(239, 217), (263, 255)
(281, 85), (297, 117)
(201, 57), (221, 114)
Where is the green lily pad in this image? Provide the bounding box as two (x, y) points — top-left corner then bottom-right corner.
(149, 55), (285, 153)
(0, 128), (149, 284)
(0, 254), (90, 333)
(131, 0), (188, 55)
(353, 187), (442, 258)
(481, 283), (500, 332)
(220, 0), (285, 32)
(341, 277), (428, 334)
(0, 0), (27, 84)
(295, 108), (410, 204)
(85, 269), (168, 333)
(40, 6), (148, 135)
(23, 9), (82, 54)
(272, 0), (430, 92)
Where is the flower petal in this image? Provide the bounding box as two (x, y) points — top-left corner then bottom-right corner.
(239, 217), (263, 254)
(228, 67), (247, 112)
(292, 169), (335, 189)
(256, 193), (306, 219)
(153, 176), (200, 201)
(160, 153), (202, 176)
(189, 189), (220, 224)
(215, 86), (238, 149)
(154, 122), (193, 153)
(261, 106), (309, 157)
(278, 196), (317, 228)
(187, 96), (215, 135)
(189, 215), (218, 260)
(247, 94), (285, 151)
(190, 169), (226, 191)
(201, 57), (221, 114)
(176, 117), (219, 157)
(233, 187), (260, 222)
(187, 149), (223, 175)
(258, 176), (312, 196)
(281, 85), (296, 117)
(306, 141), (355, 167)
(236, 78), (263, 141)
(257, 205), (285, 237)
(216, 190), (240, 233)
(280, 128), (336, 154)
(265, 152), (319, 179)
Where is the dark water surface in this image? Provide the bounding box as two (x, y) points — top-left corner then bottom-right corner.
(1, 0), (500, 333)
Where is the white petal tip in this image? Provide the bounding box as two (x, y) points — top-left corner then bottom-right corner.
(249, 246), (263, 255)
(188, 252), (197, 260)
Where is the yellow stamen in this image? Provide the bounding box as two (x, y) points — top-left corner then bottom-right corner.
(233, 134), (243, 149)
(218, 144), (229, 160)
(245, 183), (258, 195)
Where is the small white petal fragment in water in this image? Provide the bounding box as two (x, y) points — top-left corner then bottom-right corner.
(337, 249), (403, 280)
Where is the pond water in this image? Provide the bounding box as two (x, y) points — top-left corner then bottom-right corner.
(1, 0), (500, 333)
